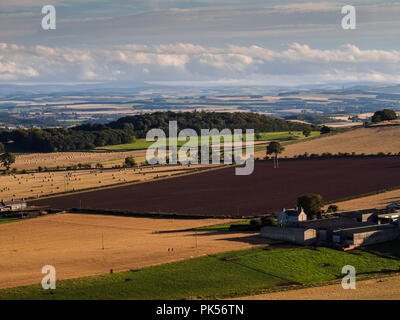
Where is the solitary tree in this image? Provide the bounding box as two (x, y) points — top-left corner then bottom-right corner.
(0, 152), (15, 171)
(302, 127), (311, 137)
(297, 194), (324, 219)
(266, 141), (285, 168)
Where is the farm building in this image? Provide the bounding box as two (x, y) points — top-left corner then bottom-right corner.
(262, 207), (400, 248)
(332, 224), (400, 247)
(0, 199), (27, 212)
(377, 211), (400, 224)
(387, 202), (400, 210)
(337, 211), (376, 223)
(261, 226), (317, 244)
(277, 207), (307, 225)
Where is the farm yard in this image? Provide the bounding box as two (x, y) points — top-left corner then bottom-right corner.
(31, 157), (400, 216)
(0, 164), (218, 202)
(0, 213), (256, 290)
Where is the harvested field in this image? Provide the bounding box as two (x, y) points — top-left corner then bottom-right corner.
(268, 123), (400, 158)
(324, 188), (400, 212)
(0, 164), (215, 202)
(238, 275), (400, 300)
(0, 213), (259, 289)
(7, 150), (148, 170)
(31, 158), (400, 216)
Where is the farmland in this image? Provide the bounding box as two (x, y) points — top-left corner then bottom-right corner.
(95, 131), (320, 152)
(31, 158), (400, 216)
(0, 213), (256, 290)
(1, 243), (399, 299)
(0, 164), (218, 202)
(274, 122), (400, 158)
(8, 150), (148, 170)
(239, 275), (400, 300)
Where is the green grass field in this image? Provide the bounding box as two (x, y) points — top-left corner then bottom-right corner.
(95, 131), (321, 151)
(0, 218), (20, 225)
(1, 245), (399, 300)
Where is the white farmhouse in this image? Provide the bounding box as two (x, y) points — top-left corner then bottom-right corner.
(277, 207), (307, 225)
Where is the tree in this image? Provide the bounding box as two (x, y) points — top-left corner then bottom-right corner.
(327, 204), (339, 213)
(124, 156), (136, 167)
(0, 142), (4, 153)
(297, 194), (324, 219)
(372, 109), (397, 123)
(266, 141), (285, 168)
(302, 127), (311, 137)
(320, 125), (331, 134)
(0, 152), (15, 171)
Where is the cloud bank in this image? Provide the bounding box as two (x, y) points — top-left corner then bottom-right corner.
(1, 42), (400, 85)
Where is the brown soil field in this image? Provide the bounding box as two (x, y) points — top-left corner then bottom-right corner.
(0, 164), (217, 202)
(0, 213), (263, 289)
(31, 158), (400, 216)
(238, 275), (400, 300)
(268, 123), (400, 158)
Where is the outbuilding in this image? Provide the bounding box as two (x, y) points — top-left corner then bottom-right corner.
(261, 226), (317, 244)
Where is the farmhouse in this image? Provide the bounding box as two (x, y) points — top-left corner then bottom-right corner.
(0, 199), (27, 212)
(277, 207), (307, 225)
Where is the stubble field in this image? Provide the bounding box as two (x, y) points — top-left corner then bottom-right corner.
(0, 213), (258, 289)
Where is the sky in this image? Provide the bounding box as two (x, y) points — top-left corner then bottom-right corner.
(1, 0), (400, 86)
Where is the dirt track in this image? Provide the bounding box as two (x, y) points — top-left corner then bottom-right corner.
(238, 275), (400, 300)
(0, 214), (264, 289)
(32, 158), (400, 216)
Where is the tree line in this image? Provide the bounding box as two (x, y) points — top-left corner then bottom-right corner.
(0, 112), (318, 153)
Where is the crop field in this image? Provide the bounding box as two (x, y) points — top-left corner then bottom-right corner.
(7, 150), (148, 171)
(273, 123), (400, 158)
(0, 213), (258, 290)
(31, 157), (400, 216)
(0, 164), (217, 202)
(324, 188), (400, 212)
(1, 244), (399, 299)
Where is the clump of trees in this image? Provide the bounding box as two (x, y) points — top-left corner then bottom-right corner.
(320, 125), (331, 134)
(327, 204), (339, 213)
(297, 194), (324, 219)
(124, 156), (137, 167)
(371, 109), (398, 123)
(109, 111), (318, 138)
(0, 152), (15, 171)
(0, 125), (135, 153)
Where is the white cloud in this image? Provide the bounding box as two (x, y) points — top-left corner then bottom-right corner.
(1, 42), (400, 84)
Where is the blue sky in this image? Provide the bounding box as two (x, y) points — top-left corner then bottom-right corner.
(1, 1), (400, 85)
